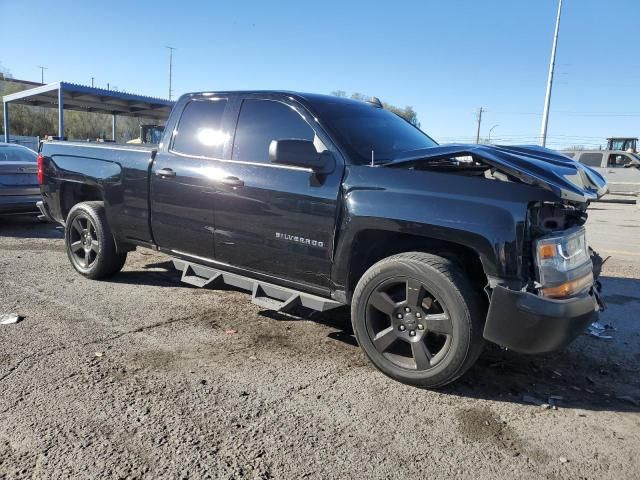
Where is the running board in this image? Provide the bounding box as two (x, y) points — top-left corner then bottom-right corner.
(172, 259), (343, 313)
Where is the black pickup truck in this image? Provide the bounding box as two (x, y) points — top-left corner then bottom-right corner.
(38, 91), (607, 387)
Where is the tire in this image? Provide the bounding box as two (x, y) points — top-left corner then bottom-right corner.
(351, 252), (484, 388)
(65, 201), (127, 279)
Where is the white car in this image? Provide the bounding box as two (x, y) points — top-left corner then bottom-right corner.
(562, 149), (640, 195)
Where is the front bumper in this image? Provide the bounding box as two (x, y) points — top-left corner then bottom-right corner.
(483, 284), (601, 354)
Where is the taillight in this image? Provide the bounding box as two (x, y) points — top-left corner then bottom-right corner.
(37, 153), (44, 185)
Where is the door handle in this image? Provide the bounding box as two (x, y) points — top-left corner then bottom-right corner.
(219, 176), (244, 187)
(156, 168), (176, 178)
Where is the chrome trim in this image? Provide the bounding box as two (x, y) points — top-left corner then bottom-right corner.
(167, 149), (313, 172)
(44, 142), (150, 154)
(170, 249), (215, 264)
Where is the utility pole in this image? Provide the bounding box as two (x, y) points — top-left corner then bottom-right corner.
(540, 0), (563, 147)
(166, 46), (175, 100)
(475, 107), (484, 144)
(37, 66), (47, 84)
(91, 77), (95, 88)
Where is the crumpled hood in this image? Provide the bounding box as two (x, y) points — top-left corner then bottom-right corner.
(386, 144), (608, 204)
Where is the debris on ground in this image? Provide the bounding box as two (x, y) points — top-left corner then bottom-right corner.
(225, 329), (238, 335)
(559, 457), (568, 464)
(0, 313), (23, 325)
(95, 352), (104, 358)
(548, 395), (563, 408)
(587, 321), (614, 340)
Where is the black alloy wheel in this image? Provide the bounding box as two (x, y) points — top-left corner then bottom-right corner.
(351, 252), (484, 388)
(366, 277), (453, 371)
(68, 214), (100, 269)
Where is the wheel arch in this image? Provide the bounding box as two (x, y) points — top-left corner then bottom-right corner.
(59, 181), (105, 221)
(335, 227), (491, 303)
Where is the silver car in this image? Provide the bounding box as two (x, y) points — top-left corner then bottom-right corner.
(562, 149), (640, 195)
(0, 143), (40, 214)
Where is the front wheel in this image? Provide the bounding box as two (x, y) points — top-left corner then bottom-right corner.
(351, 252), (484, 388)
(65, 201), (127, 279)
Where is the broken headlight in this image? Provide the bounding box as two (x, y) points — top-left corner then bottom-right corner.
(534, 226), (593, 298)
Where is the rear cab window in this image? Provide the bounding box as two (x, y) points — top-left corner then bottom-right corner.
(577, 152), (603, 167)
(171, 98), (229, 158)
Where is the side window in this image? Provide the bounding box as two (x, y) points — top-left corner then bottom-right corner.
(232, 99), (316, 163)
(607, 154), (631, 167)
(578, 152), (603, 167)
(172, 99), (228, 158)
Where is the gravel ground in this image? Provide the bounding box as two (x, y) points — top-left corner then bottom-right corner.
(0, 203), (639, 479)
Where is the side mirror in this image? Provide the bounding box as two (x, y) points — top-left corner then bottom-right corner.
(269, 139), (335, 174)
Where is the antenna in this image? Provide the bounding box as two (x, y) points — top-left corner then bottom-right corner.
(371, 149), (375, 167)
(367, 96), (383, 108)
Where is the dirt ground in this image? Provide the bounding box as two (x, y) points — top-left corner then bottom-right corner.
(0, 202), (639, 479)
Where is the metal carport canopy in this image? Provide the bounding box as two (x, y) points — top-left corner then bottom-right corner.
(2, 81), (175, 142)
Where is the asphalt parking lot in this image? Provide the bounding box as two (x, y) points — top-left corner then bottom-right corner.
(0, 202), (639, 479)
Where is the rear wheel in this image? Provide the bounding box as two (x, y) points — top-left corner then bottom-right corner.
(351, 252), (484, 388)
(65, 201), (127, 279)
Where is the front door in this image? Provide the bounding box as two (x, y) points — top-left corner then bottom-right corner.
(150, 96), (232, 259)
(212, 95), (344, 290)
(604, 153), (640, 194)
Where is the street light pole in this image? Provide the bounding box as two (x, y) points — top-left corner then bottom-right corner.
(488, 124), (499, 144)
(540, 0), (563, 147)
(475, 107), (484, 144)
(166, 46), (175, 100)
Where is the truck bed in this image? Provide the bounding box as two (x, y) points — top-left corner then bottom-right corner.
(40, 140), (156, 243)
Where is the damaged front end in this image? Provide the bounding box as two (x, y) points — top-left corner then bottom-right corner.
(386, 143), (608, 353)
(386, 143), (608, 203)
(483, 200), (605, 353)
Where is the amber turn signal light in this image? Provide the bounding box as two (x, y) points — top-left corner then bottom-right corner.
(541, 273), (594, 298)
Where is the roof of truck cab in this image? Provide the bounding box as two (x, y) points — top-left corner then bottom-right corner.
(183, 90), (365, 106)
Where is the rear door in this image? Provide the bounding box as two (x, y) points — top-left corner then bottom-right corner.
(211, 94), (344, 290)
(150, 96), (234, 259)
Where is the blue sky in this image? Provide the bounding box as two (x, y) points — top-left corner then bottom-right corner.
(2, 0), (639, 148)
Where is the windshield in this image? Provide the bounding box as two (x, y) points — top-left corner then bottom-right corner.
(0, 145), (37, 162)
(308, 99), (437, 164)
